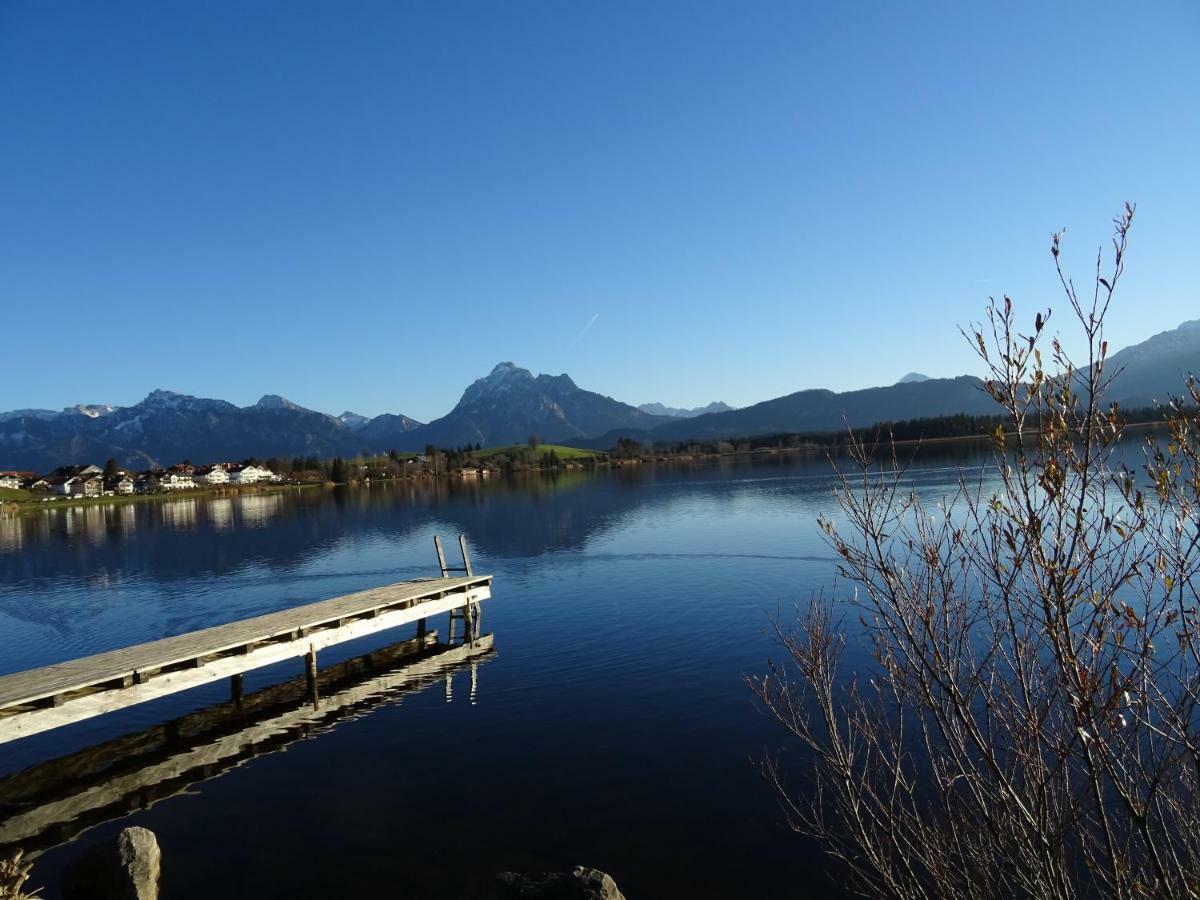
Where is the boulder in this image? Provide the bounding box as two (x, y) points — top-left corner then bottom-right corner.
(62, 826), (161, 900)
(488, 866), (626, 900)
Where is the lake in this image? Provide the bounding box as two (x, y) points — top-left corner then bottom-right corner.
(0, 449), (994, 899)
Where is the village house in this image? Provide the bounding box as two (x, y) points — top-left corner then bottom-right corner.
(194, 464), (230, 485)
(160, 471), (196, 491)
(0, 472), (29, 490)
(50, 476), (76, 496)
(69, 475), (104, 497)
(228, 463), (274, 485)
(113, 475), (136, 495)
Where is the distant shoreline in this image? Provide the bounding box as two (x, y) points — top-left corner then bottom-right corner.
(1, 481), (324, 516)
(0, 419), (1170, 518)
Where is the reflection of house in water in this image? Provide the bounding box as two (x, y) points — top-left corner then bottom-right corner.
(236, 492), (283, 528)
(159, 498), (198, 531)
(207, 498), (234, 531)
(83, 506), (107, 547)
(0, 632), (495, 859)
(0, 517), (20, 553)
(117, 503), (137, 536)
(59, 506), (108, 546)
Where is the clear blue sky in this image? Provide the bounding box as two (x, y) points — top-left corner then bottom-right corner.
(2, 2), (1197, 422)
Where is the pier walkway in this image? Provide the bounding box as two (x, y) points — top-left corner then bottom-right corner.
(0, 535), (491, 744)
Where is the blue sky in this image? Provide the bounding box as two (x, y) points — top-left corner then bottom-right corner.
(2, 2), (1197, 422)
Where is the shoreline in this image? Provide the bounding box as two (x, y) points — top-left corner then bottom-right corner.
(0, 419), (1169, 517)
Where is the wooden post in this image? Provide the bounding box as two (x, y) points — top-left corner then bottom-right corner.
(458, 534), (474, 576)
(416, 616), (427, 645)
(305, 644), (319, 707)
(230, 673), (244, 706)
(434, 535), (449, 577)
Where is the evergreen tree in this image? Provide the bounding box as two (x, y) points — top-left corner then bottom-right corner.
(329, 457), (348, 483)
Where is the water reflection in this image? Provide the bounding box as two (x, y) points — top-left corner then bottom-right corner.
(0, 631), (495, 859)
(208, 498), (233, 532)
(160, 498), (198, 532)
(236, 493), (282, 528)
(0, 517), (20, 553)
(0, 448), (1020, 900)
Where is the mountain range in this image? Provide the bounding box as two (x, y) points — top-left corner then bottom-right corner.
(637, 401), (735, 418)
(1, 319), (1196, 471)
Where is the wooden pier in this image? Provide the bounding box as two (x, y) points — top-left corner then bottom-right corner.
(0, 535), (491, 745)
(0, 631), (495, 858)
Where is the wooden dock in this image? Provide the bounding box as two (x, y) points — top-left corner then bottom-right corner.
(0, 631), (495, 858)
(0, 535), (491, 745)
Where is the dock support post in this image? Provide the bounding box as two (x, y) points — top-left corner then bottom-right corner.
(230, 673), (244, 706)
(305, 644), (319, 707)
(417, 616), (427, 645)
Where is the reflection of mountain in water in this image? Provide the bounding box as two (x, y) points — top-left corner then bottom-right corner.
(0, 449), (994, 637)
(0, 631), (494, 858)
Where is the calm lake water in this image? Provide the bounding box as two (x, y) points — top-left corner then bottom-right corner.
(0, 450), (995, 899)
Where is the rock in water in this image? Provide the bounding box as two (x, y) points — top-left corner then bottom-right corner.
(117, 827), (161, 900)
(488, 866), (626, 899)
(62, 826), (161, 900)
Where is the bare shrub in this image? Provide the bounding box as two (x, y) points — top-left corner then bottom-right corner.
(751, 205), (1200, 899)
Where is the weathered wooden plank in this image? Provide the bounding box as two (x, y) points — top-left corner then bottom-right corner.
(0, 584), (489, 744)
(0, 574), (490, 712)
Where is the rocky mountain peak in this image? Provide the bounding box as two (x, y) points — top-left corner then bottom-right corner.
(140, 389), (188, 407)
(534, 373), (579, 394)
(255, 394), (297, 411)
(460, 362), (536, 406)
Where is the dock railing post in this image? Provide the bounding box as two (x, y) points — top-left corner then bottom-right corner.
(457, 534), (473, 576)
(434, 535), (449, 577)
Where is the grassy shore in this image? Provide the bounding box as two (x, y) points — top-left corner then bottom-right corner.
(3, 481), (324, 516)
(467, 443), (598, 460)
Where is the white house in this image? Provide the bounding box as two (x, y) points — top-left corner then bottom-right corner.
(229, 464), (274, 485)
(0, 474), (22, 490)
(195, 464), (230, 485)
(160, 473), (196, 491)
(114, 476), (135, 495)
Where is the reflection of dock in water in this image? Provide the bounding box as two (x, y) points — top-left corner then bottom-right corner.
(0, 630), (495, 859)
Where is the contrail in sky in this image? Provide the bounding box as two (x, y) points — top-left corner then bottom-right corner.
(571, 312), (600, 346)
